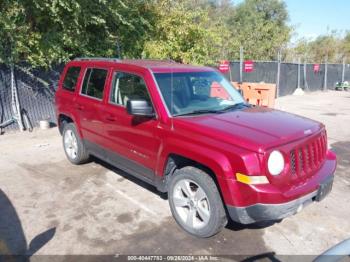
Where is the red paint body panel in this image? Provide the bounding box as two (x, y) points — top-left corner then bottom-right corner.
(55, 59), (337, 209)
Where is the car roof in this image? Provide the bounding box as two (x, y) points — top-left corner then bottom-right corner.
(69, 58), (215, 73)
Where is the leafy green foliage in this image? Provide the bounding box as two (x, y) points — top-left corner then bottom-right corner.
(2, 0), (346, 67)
(0, 0), (155, 67)
(227, 0), (291, 60)
(142, 1), (221, 65)
(341, 32), (350, 63)
(142, 0), (292, 64)
(287, 31), (350, 63)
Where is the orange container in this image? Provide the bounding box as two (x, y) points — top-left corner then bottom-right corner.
(231, 82), (276, 108)
(210, 82), (230, 100)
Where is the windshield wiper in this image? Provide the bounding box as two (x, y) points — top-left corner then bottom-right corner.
(174, 103), (251, 117)
(219, 102), (252, 112)
(174, 109), (223, 117)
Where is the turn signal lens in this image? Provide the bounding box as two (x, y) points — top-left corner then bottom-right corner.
(236, 173), (269, 185)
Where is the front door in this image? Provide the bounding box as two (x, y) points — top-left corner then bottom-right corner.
(102, 70), (161, 180)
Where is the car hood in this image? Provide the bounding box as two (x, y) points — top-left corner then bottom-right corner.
(173, 107), (323, 152)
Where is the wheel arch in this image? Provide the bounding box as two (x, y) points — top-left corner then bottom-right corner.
(157, 143), (234, 182)
(58, 113), (83, 138)
(58, 114), (73, 134)
(164, 153), (219, 181)
(159, 153), (232, 205)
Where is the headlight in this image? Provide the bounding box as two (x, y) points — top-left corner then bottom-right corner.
(268, 150), (285, 176)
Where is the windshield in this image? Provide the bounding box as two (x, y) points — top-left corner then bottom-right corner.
(154, 71), (246, 116)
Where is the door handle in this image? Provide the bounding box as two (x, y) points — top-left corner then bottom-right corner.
(105, 115), (116, 122)
(75, 104), (84, 110)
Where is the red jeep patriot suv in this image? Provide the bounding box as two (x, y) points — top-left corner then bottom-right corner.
(55, 58), (336, 237)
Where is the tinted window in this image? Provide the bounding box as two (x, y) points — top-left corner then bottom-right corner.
(110, 72), (151, 106)
(63, 66), (81, 91)
(81, 68), (108, 99)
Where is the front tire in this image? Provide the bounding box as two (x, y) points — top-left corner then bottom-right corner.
(62, 123), (89, 164)
(168, 166), (227, 237)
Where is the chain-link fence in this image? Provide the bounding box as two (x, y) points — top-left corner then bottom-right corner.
(0, 64), (63, 132)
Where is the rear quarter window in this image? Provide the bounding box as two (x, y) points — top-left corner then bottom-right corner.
(63, 66), (81, 92)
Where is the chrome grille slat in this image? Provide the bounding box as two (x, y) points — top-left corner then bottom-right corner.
(298, 149), (303, 174)
(316, 138), (322, 163)
(290, 150), (296, 175)
(304, 147), (309, 172)
(289, 132), (327, 177)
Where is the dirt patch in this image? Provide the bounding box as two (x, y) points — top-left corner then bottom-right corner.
(117, 213), (133, 224)
(330, 141), (350, 181)
(100, 219), (269, 256)
(321, 112), (348, 116)
(17, 160), (103, 193)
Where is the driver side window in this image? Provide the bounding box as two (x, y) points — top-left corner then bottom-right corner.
(110, 72), (151, 106)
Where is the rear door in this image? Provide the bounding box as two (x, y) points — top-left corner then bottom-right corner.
(56, 65), (82, 123)
(75, 67), (110, 153)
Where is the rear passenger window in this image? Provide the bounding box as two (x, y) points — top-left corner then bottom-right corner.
(63, 66), (81, 92)
(81, 68), (108, 99)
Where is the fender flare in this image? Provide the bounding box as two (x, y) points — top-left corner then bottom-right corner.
(57, 111), (83, 138)
(156, 138), (234, 180)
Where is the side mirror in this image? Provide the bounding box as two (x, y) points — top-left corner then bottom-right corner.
(126, 99), (155, 117)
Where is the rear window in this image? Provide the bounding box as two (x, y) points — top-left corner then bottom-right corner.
(81, 68), (108, 100)
(63, 66), (81, 92)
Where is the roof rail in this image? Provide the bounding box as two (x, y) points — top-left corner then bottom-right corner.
(142, 58), (177, 63)
(73, 57), (121, 62)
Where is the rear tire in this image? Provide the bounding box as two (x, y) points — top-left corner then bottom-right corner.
(168, 166), (227, 238)
(62, 123), (89, 164)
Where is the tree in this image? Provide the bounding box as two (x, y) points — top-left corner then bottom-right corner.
(286, 32), (348, 63)
(0, 0), (303, 67)
(142, 0), (225, 65)
(0, 0), (155, 68)
(0, 0), (31, 65)
(308, 34), (341, 63)
(341, 32), (350, 63)
(228, 0), (291, 60)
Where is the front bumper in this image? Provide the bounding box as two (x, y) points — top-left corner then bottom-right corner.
(227, 175), (334, 224)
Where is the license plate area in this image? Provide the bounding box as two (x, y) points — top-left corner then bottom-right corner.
(315, 176), (334, 202)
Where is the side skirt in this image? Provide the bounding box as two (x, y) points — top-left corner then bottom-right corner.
(84, 140), (167, 192)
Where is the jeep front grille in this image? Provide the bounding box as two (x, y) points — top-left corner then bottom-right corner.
(289, 131), (327, 177)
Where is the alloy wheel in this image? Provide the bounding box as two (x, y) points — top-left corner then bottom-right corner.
(64, 129), (78, 160)
(172, 179), (211, 229)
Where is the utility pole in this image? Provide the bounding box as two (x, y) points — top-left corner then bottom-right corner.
(276, 49), (281, 98)
(342, 58), (345, 83)
(239, 46), (243, 83)
(303, 58), (309, 91)
(297, 57), (301, 90)
(228, 61), (232, 82)
(323, 55), (328, 91)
